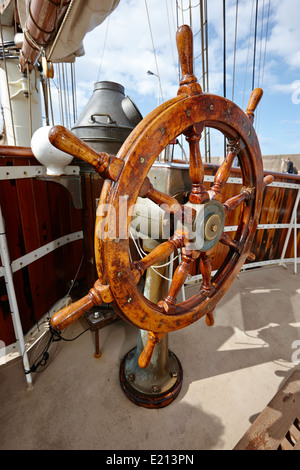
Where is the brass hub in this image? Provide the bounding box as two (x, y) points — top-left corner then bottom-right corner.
(176, 198), (225, 251)
(204, 213), (222, 241)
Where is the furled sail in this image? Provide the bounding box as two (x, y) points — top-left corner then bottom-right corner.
(3, 0), (120, 69)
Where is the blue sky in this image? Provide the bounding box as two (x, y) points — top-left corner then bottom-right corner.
(73, 0), (300, 158)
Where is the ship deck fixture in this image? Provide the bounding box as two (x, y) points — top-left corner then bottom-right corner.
(48, 25), (274, 408)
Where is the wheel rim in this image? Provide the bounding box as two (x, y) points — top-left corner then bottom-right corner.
(96, 92), (264, 334)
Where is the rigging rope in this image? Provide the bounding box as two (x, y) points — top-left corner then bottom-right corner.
(252, 0), (259, 91)
(223, 0), (226, 99)
(260, 0), (270, 90)
(232, 0), (239, 101)
(223, 0), (226, 157)
(145, 0), (164, 103)
(70, 62), (77, 123)
(257, 0), (265, 89)
(176, 1), (201, 14)
(48, 0), (76, 61)
(165, 0), (177, 78)
(242, 0), (255, 109)
(96, 4), (112, 82)
(257, 0), (271, 133)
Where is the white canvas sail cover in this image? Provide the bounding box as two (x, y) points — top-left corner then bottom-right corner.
(16, 0), (120, 62)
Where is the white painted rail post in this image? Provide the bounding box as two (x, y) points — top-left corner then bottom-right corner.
(0, 206), (33, 389)
(279, 186), (300, 274)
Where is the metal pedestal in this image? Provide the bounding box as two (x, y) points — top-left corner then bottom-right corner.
(120, 330), (183, 408)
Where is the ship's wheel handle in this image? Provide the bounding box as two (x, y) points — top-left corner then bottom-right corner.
(49, 25), (273, 369)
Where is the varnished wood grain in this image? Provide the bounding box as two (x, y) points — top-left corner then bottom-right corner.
(210, 139), (241, 200)
(48, 125), (124, 181)
(185, 126), (210, 204)
(95, 25), (266, 336)
(176, 24), (202, 96)
(245, 88), (263, 122)
(138, 331), (165, 369)
(51, 280), (113, 330)
(139, 176), (183, 216)
(158, 248), (200, 314)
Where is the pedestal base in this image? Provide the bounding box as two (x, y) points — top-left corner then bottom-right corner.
(119, 331), (183, 408)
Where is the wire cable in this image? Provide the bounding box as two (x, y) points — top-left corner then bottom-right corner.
(223, 0), (226, 99)
(257, 0), (265, 89)
(145, 0), (164, 103)
(232, 0), (239, 101)
(242, 0), (255, 109)
(96, 7), (112, 82)
(165, 0), (177, 78)
(252, 0), (259, 91)
(24, 324), (90, 374)
(256, 0), (271, 133)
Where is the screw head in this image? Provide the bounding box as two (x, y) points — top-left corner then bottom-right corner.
(151, 385), (160, 394)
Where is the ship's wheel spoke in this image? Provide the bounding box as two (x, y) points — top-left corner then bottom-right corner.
(130, 230), (186, 284)
(220, 233), (256, 261)
(219, 232), (242, 252)
(158, 248), (200, 314)
(209, 138), (242, 201)
(139, 177), (183, 216)
(223, 186), (255, 214)
(199, 252), (214, 296)
(185, 125), (210, 204)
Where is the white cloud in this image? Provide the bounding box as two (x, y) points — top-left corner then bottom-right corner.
(75, 0), (179, 114)
(49, 0), (300, 156)
(267, 0), (300, 69)
(74, 0), (299, 104)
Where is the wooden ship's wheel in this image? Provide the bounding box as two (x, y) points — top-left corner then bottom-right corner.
(50, 26), (273, 407)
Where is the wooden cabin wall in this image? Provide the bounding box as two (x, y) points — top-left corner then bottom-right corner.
(80, 171), (103, 288)
(253, 171), (300, 262)
(0, 156), (85, 346)
(202, 166), (300, 274)
(80, 170), (143, 287)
